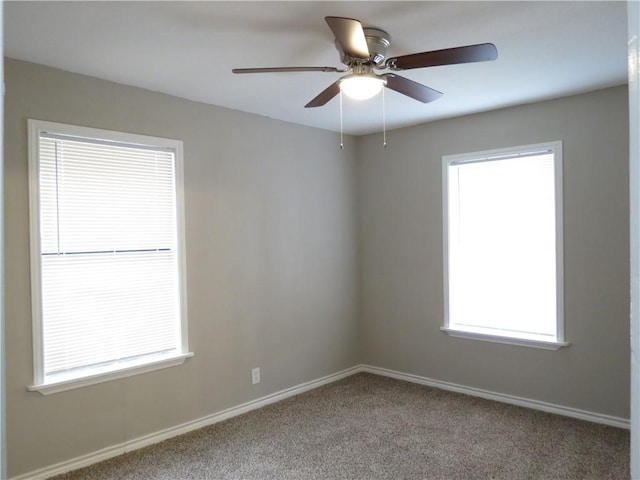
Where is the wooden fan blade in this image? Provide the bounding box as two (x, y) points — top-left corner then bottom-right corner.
(325, 16), (370, 59)
(381, 74), (443, 103)
(386, 43), (498, 71)
(233, 66), (341, 74)
(305, 82), (341, 108)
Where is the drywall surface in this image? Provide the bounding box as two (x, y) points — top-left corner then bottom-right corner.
(357, 86), (630, 419)
(628, 0), (640, 475)
(4, 58), (359, 477)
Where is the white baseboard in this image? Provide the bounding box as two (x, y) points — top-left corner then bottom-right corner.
(12, 366), (360, 480)
(359, 364), (631, 430)
(12, 363), (629, 479)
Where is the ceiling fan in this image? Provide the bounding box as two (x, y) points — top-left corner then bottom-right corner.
(232, 16), (498, 108)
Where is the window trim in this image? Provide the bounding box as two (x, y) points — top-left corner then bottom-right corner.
(441, 141), (568, 350)
(27, 119), (192, 394)
(27, 353), (194, 395)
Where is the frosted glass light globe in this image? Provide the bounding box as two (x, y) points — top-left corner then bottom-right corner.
(339, 74), (385, 100)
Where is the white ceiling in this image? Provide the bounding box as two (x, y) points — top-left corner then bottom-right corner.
(4, 1), (628, 136)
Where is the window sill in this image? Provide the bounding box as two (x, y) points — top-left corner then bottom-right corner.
(28, 352), (194, 395)
(440, 327), (569, 350)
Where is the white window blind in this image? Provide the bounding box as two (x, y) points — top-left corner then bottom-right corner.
(443, 142), (565, 348)
(29, 121), (190, 391)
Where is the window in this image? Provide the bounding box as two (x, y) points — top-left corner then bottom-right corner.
(28, 120), (192, 394)
(442, 141), (567, 350)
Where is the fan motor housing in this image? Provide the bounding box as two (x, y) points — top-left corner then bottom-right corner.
(336, 27), (391, 67)
(364, 28), (391, 66)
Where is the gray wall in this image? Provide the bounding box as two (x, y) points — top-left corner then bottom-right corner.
(357, 86), (630, 419)
(3, 56), (631, 478)
(628, 1), (640, 475)
(4, 59), (359, 477)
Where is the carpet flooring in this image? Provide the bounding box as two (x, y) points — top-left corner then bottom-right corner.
(51, 373), (630, 479)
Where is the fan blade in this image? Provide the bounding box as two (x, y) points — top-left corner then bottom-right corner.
(305, 82), (341, 108)
(386, 43), (498, 71)
(325, 16), (370, 59)
(233, 66), (341, 74)
(381, 74), (443, 103)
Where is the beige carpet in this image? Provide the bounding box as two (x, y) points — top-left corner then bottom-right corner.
(51, 373), (629, 479)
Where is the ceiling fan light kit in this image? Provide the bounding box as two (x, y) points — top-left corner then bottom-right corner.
(339, 72), (386, 100)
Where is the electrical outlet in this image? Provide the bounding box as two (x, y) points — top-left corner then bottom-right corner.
(251, 367), (260, 385)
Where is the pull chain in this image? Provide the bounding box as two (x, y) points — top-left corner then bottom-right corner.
(338, 87), (387, 149)
(382, 87), (387, 148)
(339, 89), (344, 149)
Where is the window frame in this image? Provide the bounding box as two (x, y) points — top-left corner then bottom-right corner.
(27, 119), (192, 395)
(441, 141), (568, 350)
